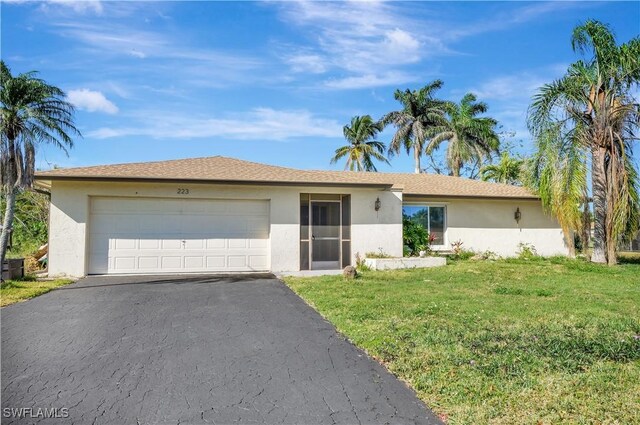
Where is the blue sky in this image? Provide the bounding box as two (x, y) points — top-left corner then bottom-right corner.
(2, 0), (639, 173)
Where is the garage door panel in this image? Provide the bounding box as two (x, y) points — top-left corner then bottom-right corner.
(249, 255), (268, 269)
(206, 256), (225, 268)
(247, 216), (269, 230)
(89, 254), (109, 273)
(206, 239), (226, 249)
(160, 216), (180, 231)
(139, 216), (166, 233)
(249, 239), (268, 249)
(161, 239), (182, 250)
(228, 239), (247, 249)
(114, 257), (136, 271)
(187, 215), (213, 229)
(161, 256), (182, 269)
(89, 198), (270, 274)
(114, 217), (139, 233)
(184, 239), (204, 250)
(184, 256), (204, 269)
(89, 234), (110, 253)
(139, 239), (160, 250)
(228, 256), (247, 268)
(138, 257), (159, 269)
(114, 238), (137, 250)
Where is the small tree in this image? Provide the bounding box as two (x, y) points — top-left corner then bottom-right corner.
(331, 115), (388, 171)
(527, 20), (640, 264)
(426, 93), (500, 177)
(402, 215), (429, 256)
(382, 80), (448, 174)
(1, 61), (80, 268)
(480, 152), (525, 185)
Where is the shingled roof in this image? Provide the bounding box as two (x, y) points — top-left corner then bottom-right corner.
(35, 156), (537, 199)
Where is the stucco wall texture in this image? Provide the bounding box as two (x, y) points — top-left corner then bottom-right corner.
(48, 181), (566, 277)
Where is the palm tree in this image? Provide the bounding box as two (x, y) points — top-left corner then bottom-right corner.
(527, 20), (640, 265)
(331, 115), (388, 172)
(426, 93), (500, 177)
(1, 61), (80, 268)
(480, 151), (525, 185)
(382, 80), (447, 174)
(525, 125), (588, 257)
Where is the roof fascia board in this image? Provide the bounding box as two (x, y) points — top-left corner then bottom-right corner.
(403, 193), (539, 201)
(35, 175), (393, 190)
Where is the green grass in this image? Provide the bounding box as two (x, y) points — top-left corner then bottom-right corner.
(1, 277), (73, 307)
(284, 258), (640, 424)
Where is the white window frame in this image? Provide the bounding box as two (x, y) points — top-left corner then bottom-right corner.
(402, 202), (448, 250)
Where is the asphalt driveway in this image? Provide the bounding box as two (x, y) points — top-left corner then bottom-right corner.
(1, 274), (440, 425)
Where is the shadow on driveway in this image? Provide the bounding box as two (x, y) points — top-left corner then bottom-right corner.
(2, 274), (441, 425)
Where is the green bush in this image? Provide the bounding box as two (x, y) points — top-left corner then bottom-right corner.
(449, 250), (475, 261)
(403, 216), (428, 256)
(1, 190), (49, 258)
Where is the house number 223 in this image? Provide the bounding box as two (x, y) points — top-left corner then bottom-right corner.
(177, 188), (190, 195)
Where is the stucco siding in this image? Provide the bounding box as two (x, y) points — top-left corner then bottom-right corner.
(351, 190), (404, 258)
(47, 181), (401, 277)
(47, 181), (566, 277)
(417, 198), (568, 257)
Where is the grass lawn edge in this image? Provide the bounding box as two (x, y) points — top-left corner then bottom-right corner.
(1, 277), (76, 307)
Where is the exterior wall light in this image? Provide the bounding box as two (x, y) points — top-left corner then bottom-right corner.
(374, 197), (381, 211)
(514, 207), (522, 224)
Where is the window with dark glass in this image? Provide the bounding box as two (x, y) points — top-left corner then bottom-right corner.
(402, 205), (446, 245)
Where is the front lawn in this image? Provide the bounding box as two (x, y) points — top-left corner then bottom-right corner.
(1, 277), (74, 307)
(284, 258), (640, 424)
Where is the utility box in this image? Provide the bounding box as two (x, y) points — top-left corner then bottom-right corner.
(2, 258), (24, 280)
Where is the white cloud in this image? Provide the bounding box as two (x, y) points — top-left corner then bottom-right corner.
(272, 1), (440, 88)
(383, 28), (420, 56)
(54, 23), (163, 59)
(444, 2), (593, 40)
(54, 22), (264, 84)
(286, 54), (328, 74)
(470, 74), (546, 100)
(87, 108), (342, 140)
(6, 0), (152, 16)
(324, 71), (419, 90)
(470, 65), (567, 101)
(67, 89), (118, 114)
(47, 0), (102, 14)
(464, 65), (570, 144)
(13, 0), (105, 15)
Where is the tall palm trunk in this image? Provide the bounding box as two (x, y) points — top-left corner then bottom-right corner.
(591, 145), (607, 263)
(565, 230), (577, 258)
(414, 146), (421, 174)
(452, 159), (462, 177)
(1, 137), (18, 273)
(581, 196), (591, 257)
(605, 143), (619, 266)
(0, 187), (17, 273)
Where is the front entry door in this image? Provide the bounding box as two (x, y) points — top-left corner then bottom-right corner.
(311, 201), (341, 270)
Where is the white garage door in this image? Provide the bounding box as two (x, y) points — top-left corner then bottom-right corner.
(88, 197), (270, 274)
